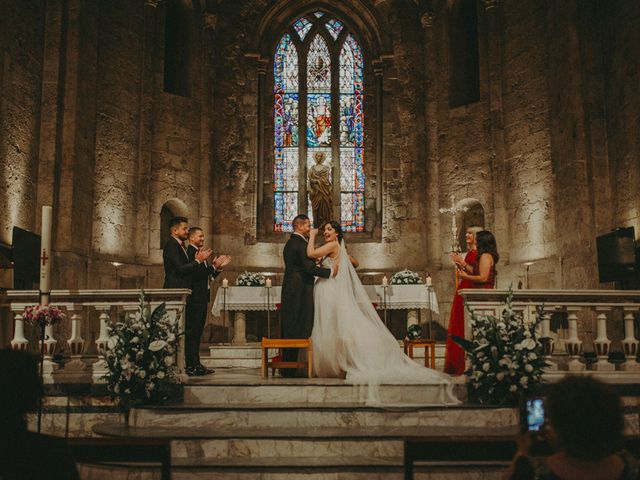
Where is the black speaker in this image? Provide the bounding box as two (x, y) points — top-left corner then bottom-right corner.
(11, 227), (41, 290)
(596, 227), (637, 284)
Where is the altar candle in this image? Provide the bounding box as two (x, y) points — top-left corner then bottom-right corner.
(266, 278), (272, 288)
(222, 278), (229, 288)
(382, 276), (388, 286)
(426, 275), (432, 287)
(40, 206), (52, 295)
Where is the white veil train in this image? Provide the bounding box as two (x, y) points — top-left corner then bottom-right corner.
(312, 240), (460, 405)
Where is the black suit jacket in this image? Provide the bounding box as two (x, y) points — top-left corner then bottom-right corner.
(186, 244), (220, 303)
(162, 237), (205, 289)
(280, 234), (331, 339)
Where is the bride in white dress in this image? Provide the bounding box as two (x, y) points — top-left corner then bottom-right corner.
(306, 221), (459, 405)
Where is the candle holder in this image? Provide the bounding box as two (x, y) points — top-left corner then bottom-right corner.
(221, 282), (228, 342)
(265, 282), (272, 338)
(425, 278), (433, 340)
(382, 284), (389, 328)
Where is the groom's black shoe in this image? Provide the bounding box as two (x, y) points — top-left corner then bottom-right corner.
(197, 364), (215, 375)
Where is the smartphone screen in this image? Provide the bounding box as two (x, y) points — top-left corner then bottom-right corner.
(526, 398), (545, 432)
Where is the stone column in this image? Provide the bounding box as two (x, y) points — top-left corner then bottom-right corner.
(10, 309), (29, 351)
(421, 10), (443, 269)
(93, 305), (111, 383)
(565, 307), (584, 371)
(592, 307), (614, 371)
(232, 311), (247, 345)
(482, 0), (510, 261)
(620, 307), (640, 371)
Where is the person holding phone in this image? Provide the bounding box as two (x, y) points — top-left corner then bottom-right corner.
(504, 376), (639, 480)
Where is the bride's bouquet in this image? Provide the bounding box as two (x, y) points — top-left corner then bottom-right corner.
(236, 271), (266, 286)
(391, 269), (421, 285)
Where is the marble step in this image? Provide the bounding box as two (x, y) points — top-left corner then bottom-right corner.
(182, 381), (466, 405)
(79, 460), (505, 480)
(204, 342), (447, 369)
(129, 405), (517, 430)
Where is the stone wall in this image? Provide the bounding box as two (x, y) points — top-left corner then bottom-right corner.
(0, 0), (46, 245)
(1, 0), (640, 338)
(603, 0), (640, 237)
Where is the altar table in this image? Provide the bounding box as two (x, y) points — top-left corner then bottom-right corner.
(212, 284), (439, 344)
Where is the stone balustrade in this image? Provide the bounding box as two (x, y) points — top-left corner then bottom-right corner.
(460, 289), (640, 379)
(4, 289), (190, 384)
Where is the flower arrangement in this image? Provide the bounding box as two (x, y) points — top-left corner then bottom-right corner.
(391, 269), (421, 285)
(236, 271), (266, 286)
(22, 304), (66, 326)
(104, 293), (182, 411)
(453, 289), (547, 405)
(406, 324), (422, 340)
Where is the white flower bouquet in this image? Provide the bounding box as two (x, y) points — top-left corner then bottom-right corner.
(452, 289), (547, 405)
(236, 271), (266, 286)
(104, 293), (183, 410)
(391, 269), (421, 285)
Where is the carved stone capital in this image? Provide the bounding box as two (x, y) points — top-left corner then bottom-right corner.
(483, 0), (499, 10)
(204, 12), (218, 31)
(145, 0), (162, 8)
(420, 11), (434, 28)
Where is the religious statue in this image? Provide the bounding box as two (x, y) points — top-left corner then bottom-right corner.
(307, 152), (333, 228)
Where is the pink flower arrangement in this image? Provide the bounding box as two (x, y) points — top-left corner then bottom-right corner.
(22, 305), (66, 326)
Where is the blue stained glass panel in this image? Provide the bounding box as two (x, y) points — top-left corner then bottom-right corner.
(275, 94), (299, 147)
(325, 19), (344, 41)
(313, 11), (325, 18)
(340, 192), (365, 232)
(338, 34), (364, 232)
(274, 34), (300, 232)
(293, 17), (312, 41)
(274, 192), (298, 232)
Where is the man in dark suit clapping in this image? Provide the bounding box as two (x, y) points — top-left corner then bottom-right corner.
(163, 216), (212, 375)
(185, 227), (231, 376)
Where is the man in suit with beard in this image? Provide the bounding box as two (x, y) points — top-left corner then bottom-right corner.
(280, 214), (333, 377)
(185, 227), (231, 376)
(163, 216), (212, 374)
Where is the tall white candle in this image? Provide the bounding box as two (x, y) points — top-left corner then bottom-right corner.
(382, 276), (388, 286)
(222, 278), (229, 288)
(426, 275), (432, 287)
(40, 206), (52, 295)
(266, 278), (272, 288)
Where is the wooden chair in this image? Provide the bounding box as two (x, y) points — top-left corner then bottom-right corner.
(403, 339), (437, 368)
(261, 338), (313, 378)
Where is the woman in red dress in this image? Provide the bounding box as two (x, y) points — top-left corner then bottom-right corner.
(444, 227), (481, 375)
(444, 229), (499, 375)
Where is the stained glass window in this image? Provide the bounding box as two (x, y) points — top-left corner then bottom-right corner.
(325, 19), (344, 41)
(274, 34), (299, 232)
(274, 17), (365, 233)
(339, 35), (364, 232)
(292, 17), (312, 41)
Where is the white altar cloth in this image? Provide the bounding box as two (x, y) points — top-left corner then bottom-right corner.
(211, 284), (438, 316)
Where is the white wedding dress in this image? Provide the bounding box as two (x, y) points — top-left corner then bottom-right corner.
(311, 241), (459, 405)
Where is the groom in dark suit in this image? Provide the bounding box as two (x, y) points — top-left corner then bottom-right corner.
(280, 214), (332, 377)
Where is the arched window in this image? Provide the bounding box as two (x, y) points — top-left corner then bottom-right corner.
(273, 13), (365, 232)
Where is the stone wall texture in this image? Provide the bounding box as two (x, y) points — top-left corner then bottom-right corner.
(1, 0), (639, 329)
